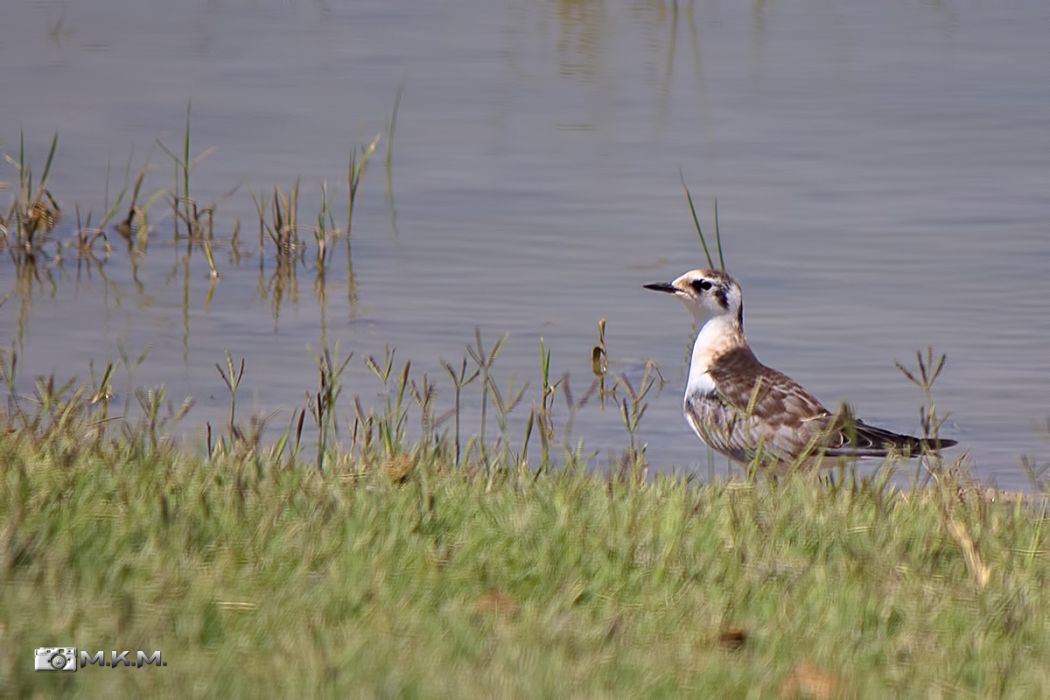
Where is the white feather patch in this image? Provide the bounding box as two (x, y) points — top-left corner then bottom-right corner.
(685, 371), (718, 401)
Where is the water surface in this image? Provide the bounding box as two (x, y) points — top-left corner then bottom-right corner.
(2, 1), (1049, 488)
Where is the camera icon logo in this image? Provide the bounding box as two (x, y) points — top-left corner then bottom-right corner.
(34, 647), (77, 672)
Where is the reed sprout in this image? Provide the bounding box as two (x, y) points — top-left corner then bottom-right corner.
(215, 351), (247, 436)
(157, 102), (217, 243)
(895, 347), (957, 484)
(679, 170), (725, 271)
(306, 345), (353, 472)
(347, 133), (381, 238)
(442, 357), (481, 467)
(3, 131), (60, 260)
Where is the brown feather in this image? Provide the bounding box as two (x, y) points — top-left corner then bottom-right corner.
(691, 346), (955, 462)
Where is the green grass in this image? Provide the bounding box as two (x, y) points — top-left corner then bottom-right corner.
(3, 387), (1050, 698)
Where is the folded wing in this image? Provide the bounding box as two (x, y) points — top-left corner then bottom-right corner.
(698, 347), (955, 462)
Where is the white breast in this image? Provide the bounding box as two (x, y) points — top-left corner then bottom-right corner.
(685, 370), (718, 402)
(684, 315), (739, 401)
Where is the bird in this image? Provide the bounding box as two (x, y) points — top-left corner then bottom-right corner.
(644, 268), (956, 466)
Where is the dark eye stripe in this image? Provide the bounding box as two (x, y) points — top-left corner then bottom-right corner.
(691, 279), (713, 293)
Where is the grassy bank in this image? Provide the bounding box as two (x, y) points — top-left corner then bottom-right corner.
(4, 126), (1050, 696)
(2, 386), (1050, 698)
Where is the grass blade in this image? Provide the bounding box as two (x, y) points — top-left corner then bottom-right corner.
(714, 197), (725, 271)
(679, 170), (714, 268)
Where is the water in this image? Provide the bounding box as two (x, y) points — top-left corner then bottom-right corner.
(3, 1), (1049, 489)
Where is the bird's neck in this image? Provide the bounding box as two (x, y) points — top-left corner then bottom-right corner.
(689, 315), (746, 376)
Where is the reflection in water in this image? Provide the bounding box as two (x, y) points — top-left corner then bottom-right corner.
(11, 258), (54, 352)
(555, 0), (605, 82)
(73, 251), (109, 294)
(345, 237), (358, 318)
(263, 255), (300, 326)
(549, 0), (706, 127)
(658, 1), (703, 119)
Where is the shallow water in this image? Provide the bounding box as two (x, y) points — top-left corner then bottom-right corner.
(2, 1), (1049, 488)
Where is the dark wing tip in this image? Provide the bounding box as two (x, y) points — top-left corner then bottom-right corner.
(827, 419), (958, 457)
(921, 437), (957, 450)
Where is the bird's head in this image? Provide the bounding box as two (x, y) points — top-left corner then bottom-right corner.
(644, 268), (743, 326)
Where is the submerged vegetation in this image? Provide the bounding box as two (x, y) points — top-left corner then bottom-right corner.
(0, 105), (388, 341)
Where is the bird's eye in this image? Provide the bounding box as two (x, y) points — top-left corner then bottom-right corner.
(691, 279), (713, 293)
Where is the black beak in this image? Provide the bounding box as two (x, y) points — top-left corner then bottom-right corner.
(644, 282), (678, 294)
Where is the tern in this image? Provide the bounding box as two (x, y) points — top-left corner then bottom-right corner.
(645, 268), (955, 465)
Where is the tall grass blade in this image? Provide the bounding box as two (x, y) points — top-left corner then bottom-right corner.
(679, 170), (714, 268)
(714, 197), (725, 271)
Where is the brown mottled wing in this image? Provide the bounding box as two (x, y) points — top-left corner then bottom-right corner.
(695, 347), (956, 461)
(690, 347), (832, 461)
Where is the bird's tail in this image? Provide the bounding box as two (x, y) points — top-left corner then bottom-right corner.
(822, 404), (956, 458)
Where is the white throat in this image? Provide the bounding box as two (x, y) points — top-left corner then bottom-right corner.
(685, 315), (742, 399)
